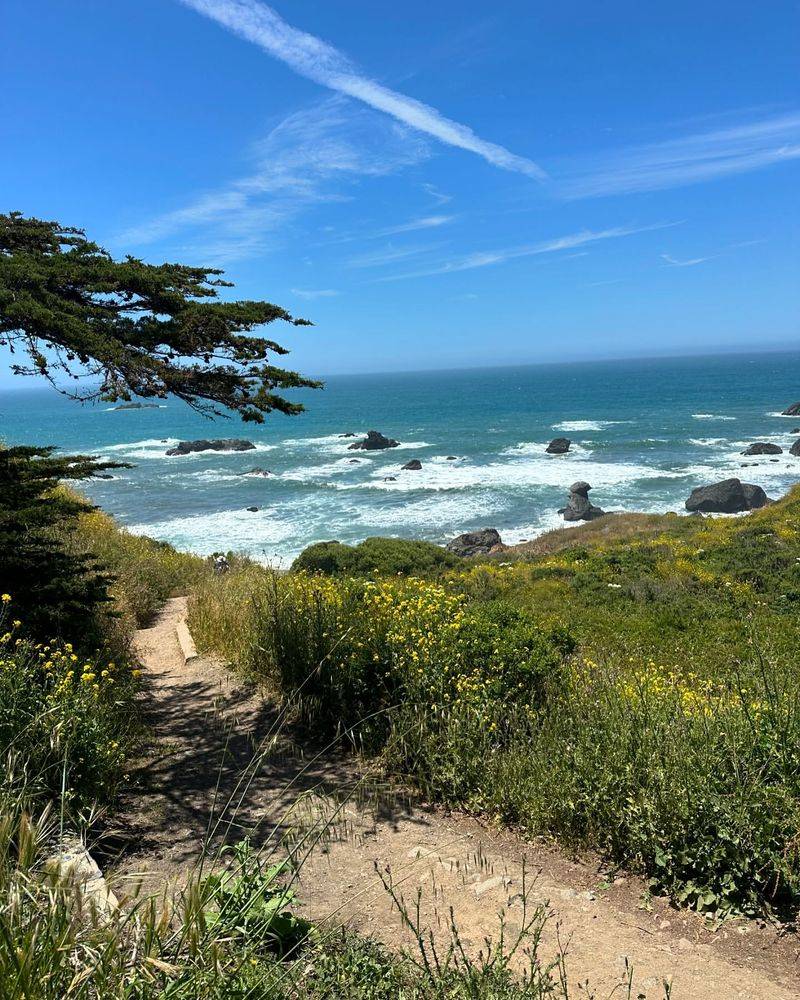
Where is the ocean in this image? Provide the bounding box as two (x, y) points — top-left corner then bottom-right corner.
(2, 351), (799, 566)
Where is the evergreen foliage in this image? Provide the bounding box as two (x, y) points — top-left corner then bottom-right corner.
(0, 445), (124, 641)
(0, 212), (320, 420)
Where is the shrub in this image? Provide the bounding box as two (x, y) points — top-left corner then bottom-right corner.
(0, 603), (138, 811)
(67, 508), (210, 629)
(292, 536), (462, 577)
(0, 446), (121, 645)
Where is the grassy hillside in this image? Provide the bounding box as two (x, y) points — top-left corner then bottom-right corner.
(192, 490), (800, 918)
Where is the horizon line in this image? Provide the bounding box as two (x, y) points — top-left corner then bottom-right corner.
(2, 342), (799, 395)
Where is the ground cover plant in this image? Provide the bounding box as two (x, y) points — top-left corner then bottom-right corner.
(192, 488), (800, 919)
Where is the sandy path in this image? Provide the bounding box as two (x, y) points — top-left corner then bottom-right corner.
(106, 598), (800, 999)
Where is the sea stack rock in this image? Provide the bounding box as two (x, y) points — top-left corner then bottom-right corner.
(546, 437), (571, 454)
(559, 481), (606, 522)
(166, 439), (255, 456)
(446, 528), (504, 557)
(348, 430), (400, 451)
(741, 442), (783, 456)
(685, 478), (772, 513)
(791, 440), (800, 456)
(402, 459), (422, 470)
(781, 402), (800, 416)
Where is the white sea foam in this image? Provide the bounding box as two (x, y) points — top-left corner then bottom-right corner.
(688, 438), (728, 447)
(552, 419), (629, 432)
(102, 438), (276, 460)
(691, 413), (737, 421)
(502, 441), (592, 457)
(127, 507), (296, 557)
(766, 411), (798, 418)
(350, 455), (691, 493)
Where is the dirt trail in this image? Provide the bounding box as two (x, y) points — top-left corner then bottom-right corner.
(108, 598), (800, 999)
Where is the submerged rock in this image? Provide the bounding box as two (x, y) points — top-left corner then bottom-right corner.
(348, 430), (400, 451)
(559, 481), (606, 522)
(446, 456), (458, 461)
(166, 439), (255, 456)
(741, 442), (783, 456)
(546, 437), (571, 455)
(402, 459), (422, 471)
(246, 506), (260, 512)
(446, 528), (504, 557)
(685, 478), (772, 513)
(242, 467), (271, 477)
(339, 432), (358, 438)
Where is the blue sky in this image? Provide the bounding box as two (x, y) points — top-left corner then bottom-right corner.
(1, 0), (798, 381)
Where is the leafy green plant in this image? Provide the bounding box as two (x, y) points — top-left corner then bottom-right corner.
(292, 536), (462, 577)
(200, 839), (311, 955)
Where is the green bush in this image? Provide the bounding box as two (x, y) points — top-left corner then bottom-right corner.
(292, 536), (462, 577)
(0, 605), (138, 811)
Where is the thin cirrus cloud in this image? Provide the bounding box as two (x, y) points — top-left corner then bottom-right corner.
(345, 244), (445, 270)
(661, 253), (715, 267)
(379, 222), (678, 281)
(290, 287), (340, 299)
(556, 111), (800, 199)
(376, 214), (455, 236)
(117, 98), (430, 260)
(177, 0), (546, 180)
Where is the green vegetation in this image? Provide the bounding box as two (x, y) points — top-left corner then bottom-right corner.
(0, 446), (123, 643)
(0, 212), (320, 420)
(193, 490), (800, 919)
(0, 815), (570, 999)
(292, 536), (462, 576)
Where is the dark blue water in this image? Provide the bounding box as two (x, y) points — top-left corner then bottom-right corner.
(2, 351), (799, 564)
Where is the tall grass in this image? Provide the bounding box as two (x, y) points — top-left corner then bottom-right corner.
(190, 490), (800, 918)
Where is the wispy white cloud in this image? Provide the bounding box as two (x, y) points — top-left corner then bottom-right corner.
(376, 214), (455, 236)
(290, 287), (339, 299)
(557, 112), (800, 199)
(379, 222), (677, 281)
(422, 183), (453, 205)
(345, 244), (444, 269)
(178, 0), (546, 180)
(117, 99), (429, 260)
(661, 253), (714, 267)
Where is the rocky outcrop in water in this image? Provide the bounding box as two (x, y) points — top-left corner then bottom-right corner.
(402, 459), (422, 470)
(791, 440), (800, 456)
(166, 439), (255, 456)
(112, 402), (160, 410)
(446, 528), (504, 557)
(348, 430), (400, 451)
(546, 437), (571, 454)
(559, 481), (606, 522)
(339, 432), (358, 438)
(782, 402), (800, 416)
(242, 467), (271, 477)
(685, 478), (771, 513)
(741, 442), (783, 456)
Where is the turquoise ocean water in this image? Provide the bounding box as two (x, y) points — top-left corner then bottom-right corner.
(2, 351), (800, 566)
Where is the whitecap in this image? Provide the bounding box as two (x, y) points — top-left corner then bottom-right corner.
(691, 413), (737, 421)
(342, 456), (693, 493)
(551, 419), (629, 432)
(502, 441), (592, 457)
(127, 507), (296, 556)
